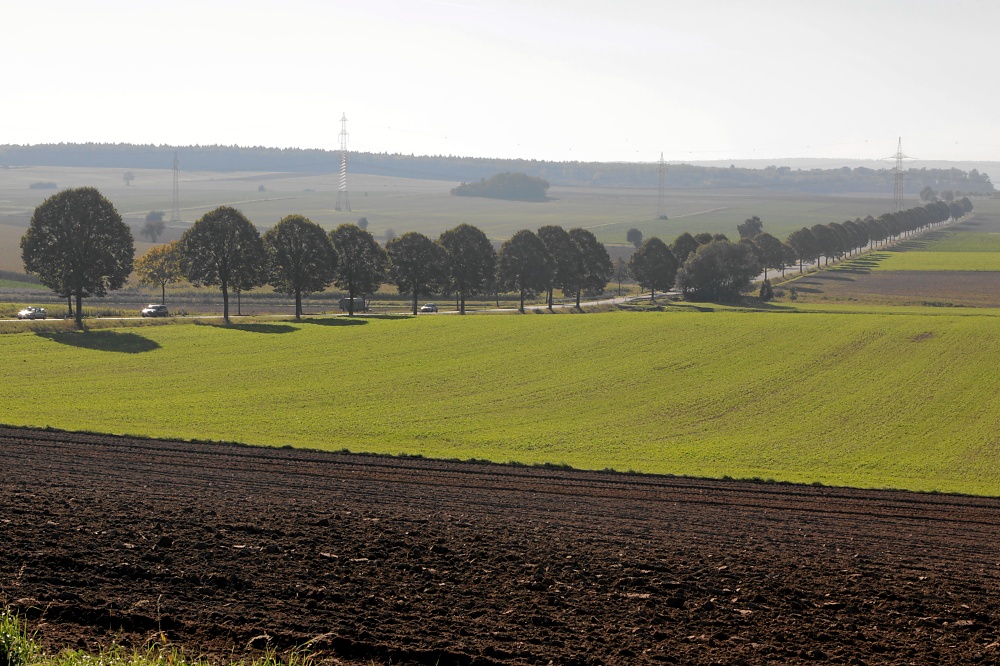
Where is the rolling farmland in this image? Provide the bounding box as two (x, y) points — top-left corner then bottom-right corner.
(0, 165), (903, 275)
(5, 166), (1000, 664)
(1, 308), (999, 495)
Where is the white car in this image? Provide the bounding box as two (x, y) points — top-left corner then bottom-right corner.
(419, 303), (439, 313)
(17, 306), (47, 320)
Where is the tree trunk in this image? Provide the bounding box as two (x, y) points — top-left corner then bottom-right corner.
(237, 290), (242, 316)
(460, 293), (466, 315)
(412, 290), (418, 316)
(519, 288), (525, 313)
(547, 287), (554, 310)
(222, 282), (230, 323)
(67, 295), (73, 319)
(576, 289), (581, 308)
(74, 293), (83, 330)
(295, 289), (302, 320)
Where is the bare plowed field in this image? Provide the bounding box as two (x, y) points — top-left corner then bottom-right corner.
(786, 269), (1000, 307)
(3, 428), (1000, 665)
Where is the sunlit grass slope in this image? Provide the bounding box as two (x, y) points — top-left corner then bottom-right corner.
(2, 310), (1000, 494)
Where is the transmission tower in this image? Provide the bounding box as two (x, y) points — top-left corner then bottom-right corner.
(170, 151), (180, 224)
(656, 152), (668, 220)
(335, 113), (351, 212)
(883, 137), (914, 212)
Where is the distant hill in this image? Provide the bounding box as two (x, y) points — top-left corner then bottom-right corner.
(0, 143), (993, 195)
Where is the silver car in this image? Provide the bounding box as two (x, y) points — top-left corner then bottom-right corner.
(141, 304), (169, 317)
(419, 303), (439, 313)
(17, 306), (47, 320)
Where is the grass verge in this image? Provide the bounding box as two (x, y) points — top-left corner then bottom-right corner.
(0, 610), (321, 666)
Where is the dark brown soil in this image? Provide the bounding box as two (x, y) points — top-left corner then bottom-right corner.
(3, 427), (1000, 665)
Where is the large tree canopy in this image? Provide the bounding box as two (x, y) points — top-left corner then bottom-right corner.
(537, 225), (580, 309)
(670, 232), (699, 264)
(628, 236), (678, 301)
(786, 227), (818, 272)
(496, 229), (553, 313)
(566, 228), (613, 307)
(330, 224), (387, 315)
(387, 232), (447, 315)
(751, 232), (784, 280)
(179, 206), (266, 323)
(810, 224), (837, 266)
(676, 240), (760, 302)
(263, 215), (337, 319)
(20, 186), (134, 328)
(134, 240), (183, 305)
(438, 224), (496, 315)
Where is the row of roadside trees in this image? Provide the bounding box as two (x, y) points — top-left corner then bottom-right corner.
(624, 198), (973, 302)
(21, 187), (972, 328)
(146, 212), (614, 319)
(21, 187), (616, 326)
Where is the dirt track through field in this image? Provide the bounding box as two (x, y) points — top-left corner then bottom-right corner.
(3, 427), (1000, 665)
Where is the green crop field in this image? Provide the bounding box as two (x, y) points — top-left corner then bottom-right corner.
(2, 308), (999, 495)
(924, 232), (1000, 252)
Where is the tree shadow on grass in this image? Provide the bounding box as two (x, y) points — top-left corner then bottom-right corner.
(831, 253), (892, 275)
(298, 317), (369, 327)
(740, 301), (798, 311)
(200, 322), (298, 334)
(230, 323), (299, 334)
(37, 330), (160, 353)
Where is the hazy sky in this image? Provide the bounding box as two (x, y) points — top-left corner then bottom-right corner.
(4, 0), (998, 163)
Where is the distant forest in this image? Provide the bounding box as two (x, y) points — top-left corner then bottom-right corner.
(452, 173), (550, 201)
(0, 143), (994, 195)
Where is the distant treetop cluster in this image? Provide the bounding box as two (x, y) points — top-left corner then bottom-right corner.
(451, 172), (550, 202)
